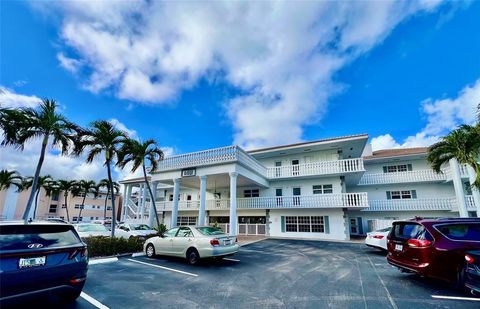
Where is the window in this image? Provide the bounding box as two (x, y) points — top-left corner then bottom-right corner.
(383, 164), (412, 173)
(434, 223), (480, 241)
(293, 187), (301, 206)
(51, 193), (60, 201)
(284, 216), (325, 233)
(292, 159), (300, 176)
(74, 204), (81, 209)
(275, 161), (282, 177)
(285, 216), (298, 232)
(244, 189), (259, 198)
(107, 206), (112, 210)
(72, 216), (82, 222)
(169, 195), (173, 201)
(313, 184), (333, 194)
(176, 227), (194, 237)
(391, 223), (433, 241)
(61, 204), (66, 209)
(238, 216), (266, 224)
(464, 181), (473, 195)
(49, 204), (57, 213)
(387, 190), (416, 200)
(177, 216), (197, 226)
(164, 228), (179, 237)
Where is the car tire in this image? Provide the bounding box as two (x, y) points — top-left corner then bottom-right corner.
(62, 289), (82, 303)
(146, 243), (156, 258)
(186, 248), (200, 265)
(456, 264), (467, 291)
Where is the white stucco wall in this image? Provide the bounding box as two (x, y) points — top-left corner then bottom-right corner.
(269, 208), (347, 240)
(349, 182), (456, 199)
(255, 149), (339, 168)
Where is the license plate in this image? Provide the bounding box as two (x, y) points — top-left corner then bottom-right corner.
(224, 240), (231, 246)
(19, 256), (46, 268)
(395, 244), (403, 252)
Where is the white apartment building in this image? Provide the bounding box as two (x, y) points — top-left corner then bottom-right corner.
(120, 134), (480, 241)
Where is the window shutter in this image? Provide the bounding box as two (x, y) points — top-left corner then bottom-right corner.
(412, 190), (417, 199)
(357, 217), (364, 235)
(386, 191), (391, 200)
(281, 216), (285, 233)
(383, 166), (387, 173)
(324, 216), (330, 234)
(407, 164), (413, 171)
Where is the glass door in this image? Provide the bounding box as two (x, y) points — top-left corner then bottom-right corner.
(293, 187), (301, 206)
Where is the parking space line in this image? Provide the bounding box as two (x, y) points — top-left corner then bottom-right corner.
(223, 258), (240, 262)
(432, 295), (480, 302)
(367, 256), (398, 309)
(126, 258), (198, 277)
(80, 292), (110, 309)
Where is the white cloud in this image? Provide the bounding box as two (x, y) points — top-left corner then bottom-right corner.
(371, 79), (480, 150)
(57, 52), (82, 73)
(33, 1), (449, 149)
(0, 86), (42, 108)
(108, 118), (138, 138)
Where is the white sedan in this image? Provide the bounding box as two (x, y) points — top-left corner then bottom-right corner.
(144, 226), (239, 265)
(365, 227), (392, 250)
(118, 223), (158, 239)
(74, 223), (130, 239)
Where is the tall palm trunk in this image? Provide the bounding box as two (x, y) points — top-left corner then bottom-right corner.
(33, 189), (41, 219)
(107, 159), (116, 237)
(78, 193), (87, 223)
(23, 135), (49, 221)
(103, 194), (108, 220)
(64, 193), (70, 222)
(143, 163), (160, 227)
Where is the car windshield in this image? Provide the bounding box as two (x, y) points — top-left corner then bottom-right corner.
(77, 224), (108, 232)
(132, 224), (151, 231)
(0, 225), (81, 250)
(196, 227), (225, 236)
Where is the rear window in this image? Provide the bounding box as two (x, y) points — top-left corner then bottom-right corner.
(0, 224), (82, 250)
(196, 227), (225, 236)
(77, 224), (108, 232)
(391, 223), (433, 241)
(434, 223), (480, 241)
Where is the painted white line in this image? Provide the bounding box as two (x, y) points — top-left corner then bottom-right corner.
(80, 292), (109, 309)
(132, 252), (145, 257)
(88, 257), (118, 265)
(223, 258), (240, 262)
(432, 295), (480, 302)
(126, 258), (198, 277)
(367, 256), (398, 309)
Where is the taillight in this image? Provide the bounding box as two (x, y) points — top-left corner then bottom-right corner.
(210, 239), (220, 246)
(68, 247), (87, 259)
(407, 239), (432, 248)
(373, 235), (384, 239)
(465, 254), (475, 264)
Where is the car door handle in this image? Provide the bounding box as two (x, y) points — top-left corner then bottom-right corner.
(188, 238), (192, 242)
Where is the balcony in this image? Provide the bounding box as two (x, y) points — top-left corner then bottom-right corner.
(365, 198), (456, 211)
(359, 169), (446, 185)
(466, 195), (478, 212)
(266, 158), (364, 179)
(155, 145), (267, 177)
(155, 193), (369, 210)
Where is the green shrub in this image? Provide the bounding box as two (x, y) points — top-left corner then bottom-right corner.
(155, 223), (168, 235)
(83, 236), (144, 258)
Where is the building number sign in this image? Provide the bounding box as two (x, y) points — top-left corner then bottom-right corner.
(181, 168), (196, 177)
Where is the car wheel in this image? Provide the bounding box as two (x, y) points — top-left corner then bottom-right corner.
(146, 243), (156, 258)
(186, 248), (200, 265)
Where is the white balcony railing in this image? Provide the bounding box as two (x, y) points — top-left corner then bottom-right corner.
(359, 169), (446, 185)
(466, 195), (478, 211)
(365, 198), (457, 211)
(155, 145), (267, 176)
(156, 193), (369, 210)
(209, 223), (266, 235)
(266, 158), (364, 179)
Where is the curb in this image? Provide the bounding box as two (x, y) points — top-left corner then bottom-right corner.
(239, 238), (267, 247)
(89, 257), (118, 265)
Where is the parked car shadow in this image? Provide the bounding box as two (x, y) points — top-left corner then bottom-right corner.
(146, 254), (239, 267)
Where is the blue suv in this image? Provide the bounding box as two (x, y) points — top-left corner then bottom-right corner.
(0, 221), (88, 305)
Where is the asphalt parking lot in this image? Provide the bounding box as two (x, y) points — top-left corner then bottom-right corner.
(22, 239), (480, 308)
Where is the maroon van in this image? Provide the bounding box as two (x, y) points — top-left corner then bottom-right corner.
(387, 217), (480, 288)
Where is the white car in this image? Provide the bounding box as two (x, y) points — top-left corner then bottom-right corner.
(118, 223), (158, 239)
(74, 223), (130, 239)
(365, 227), (392, 250)
(144, 226), (239, 265)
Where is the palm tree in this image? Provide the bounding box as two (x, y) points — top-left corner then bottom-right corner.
(428, 125), (480, 187)
(0, 170), (23, 191)
(0, 99), (79, 221)
(32, 175), (54, 219)
(97, 179), (120, 220)
(74, 120), (126, 236)
(76, 180), (97, 223)
(117, 139), (164, 227)
(56, 180), (78, 222)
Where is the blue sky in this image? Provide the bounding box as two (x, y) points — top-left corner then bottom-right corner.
(0, 1), (479, 181)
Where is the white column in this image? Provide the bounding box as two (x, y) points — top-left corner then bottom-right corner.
(148, 181), (158, 227)
(229, 172), (238, 236)
(198, 175), (207, 225)
(466, 165), (480, 217)
(171, 178), (180, 228)
(121, 185), (127, 221)
(450, 158), (469, 217)
(141, 183), (147, 223)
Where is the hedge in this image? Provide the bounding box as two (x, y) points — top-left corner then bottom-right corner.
(82, 235), (157, 258)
